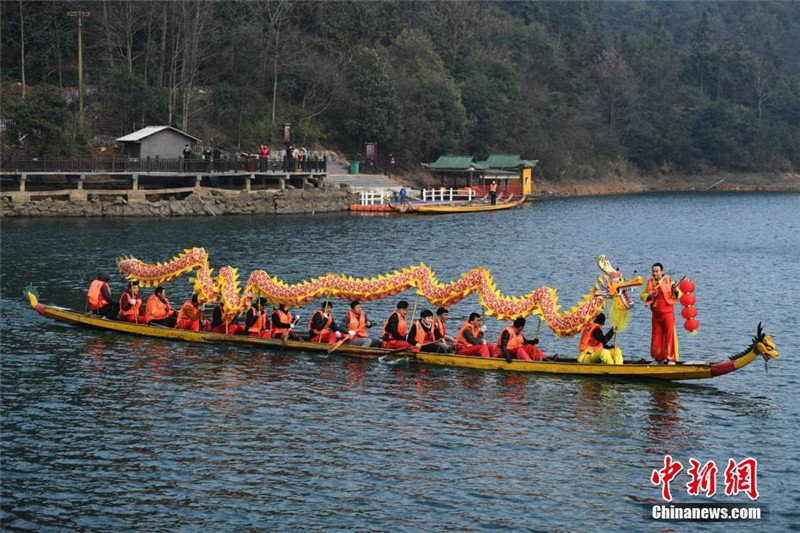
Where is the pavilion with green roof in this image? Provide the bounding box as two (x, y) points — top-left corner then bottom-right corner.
(422, 154), (537, 195)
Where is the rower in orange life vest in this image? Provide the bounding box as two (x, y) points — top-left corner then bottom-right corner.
(382, 300), (412, 350)
(118, 281), (143, 323)
(270, 303), (296, 340)
(308, 301), (347, 344)
(175, 293), (211, 331)
(492, 317), (546, 363)
(244, 298), (271, 338)
(406, 309), (448, 353)
(210, 301), (245, 335)
(343, 301), (378, 347)
(640, 262), (681, 363)
(87, 272), (116, 318)
(453, 312), (492, 357)
(577, 312), (622, 365)
(433, 307), (456, 351)
(145, 285), (176, 327)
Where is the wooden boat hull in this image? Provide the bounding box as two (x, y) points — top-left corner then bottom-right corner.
(27, 293), (773, 381)
(389, 196), (526, 214)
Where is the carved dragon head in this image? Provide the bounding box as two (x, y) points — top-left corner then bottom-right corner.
(594, 255), (643, 310)
(754, 322), (780, 363)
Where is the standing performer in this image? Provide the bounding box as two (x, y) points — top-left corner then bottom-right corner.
(641, 262), (681, 362)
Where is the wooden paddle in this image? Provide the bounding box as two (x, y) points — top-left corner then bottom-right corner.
(327, 335), (351, 354)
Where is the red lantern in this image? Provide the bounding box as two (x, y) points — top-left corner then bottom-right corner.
(681, 307), (698, 319)
(684, 318), (699, 331)
(680, 293), (696, 307)
(679, 278), (695, 293)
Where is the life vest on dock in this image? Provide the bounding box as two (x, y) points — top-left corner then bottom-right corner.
(578, 322), (602, 353)
(87, 280), (110, 310)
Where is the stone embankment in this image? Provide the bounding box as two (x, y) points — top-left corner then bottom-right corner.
(1, 188), (356, 218)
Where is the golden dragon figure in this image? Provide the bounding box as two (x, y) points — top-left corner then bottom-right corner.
(117, 249), (642, 337)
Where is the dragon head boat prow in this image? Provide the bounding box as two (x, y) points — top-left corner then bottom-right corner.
(710, 323), (780, 377)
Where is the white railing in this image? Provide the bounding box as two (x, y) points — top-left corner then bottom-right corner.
(359, 189), (392, 205)
(421, 187), (475, 202)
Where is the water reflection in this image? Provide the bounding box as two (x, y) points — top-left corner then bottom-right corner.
(644, 384), (685, 454)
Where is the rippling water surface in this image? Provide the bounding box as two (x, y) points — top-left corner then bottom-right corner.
(2, 193), (799, 530)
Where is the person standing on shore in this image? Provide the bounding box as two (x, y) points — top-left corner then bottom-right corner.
(640, 262), (681, 363)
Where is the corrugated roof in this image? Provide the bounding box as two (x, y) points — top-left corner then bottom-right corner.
(116, 125), (201, 143)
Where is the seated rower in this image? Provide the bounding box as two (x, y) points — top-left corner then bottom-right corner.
(434, 307), (456, 351)
(578, 313), (622, 365)
(344, 301), (378, 347)
(210, 302), (245, 335)
(382, 300), (412, 350)
(87, 271), (116, 318)
(118, 281), (143, 323)
(245, 298), (271, 338)
(492, 317), (546, 363)
(309, 301), (346, 343)
(175, 294), (210, 331)
(453, 313), (491, 358)
(145, 286), (176, 327)
(407, 309), (449, 353)
(270, 303), (296, 340)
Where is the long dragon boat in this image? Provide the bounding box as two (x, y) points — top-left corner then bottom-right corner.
(387, 195), (525, 214)
(23, 250), (779, 381)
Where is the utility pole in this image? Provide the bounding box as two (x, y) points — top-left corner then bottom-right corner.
(68, 10), (90, 129)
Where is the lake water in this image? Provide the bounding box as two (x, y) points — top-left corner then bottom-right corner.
(2, 192), (799, 530)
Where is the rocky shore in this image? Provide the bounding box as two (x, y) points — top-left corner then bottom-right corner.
(1, 188), (356, 218)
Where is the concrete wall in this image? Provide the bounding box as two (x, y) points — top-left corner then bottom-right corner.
(140, 130), (195, 159)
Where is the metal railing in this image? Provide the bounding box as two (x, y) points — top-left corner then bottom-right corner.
(0, 156), (326, 174)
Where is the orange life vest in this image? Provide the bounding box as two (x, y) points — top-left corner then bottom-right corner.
(119, 291), (141, 319)
(248, 309), (267, 334)
(495, 326), (523, 350)
(434, 317), (447, 339)
(645, 275), (678, 309)
(309, 309), (333, 334)
(346, 309), (368, 337)
(271, 309), (293, 335)
(455, 322), (481, 347)
(146, 294), (172, 320)
(490, 183), (497, 192)
(382, 310), (407, 339)
(579, 322), (602, 353)
(412, 320), (436, 346)
(87, 280), (110, 310)
(177, 300), (202, 324)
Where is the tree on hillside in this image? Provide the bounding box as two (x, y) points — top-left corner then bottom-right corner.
(388, 29), (468, 163)
(5, 85), (71, 156)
